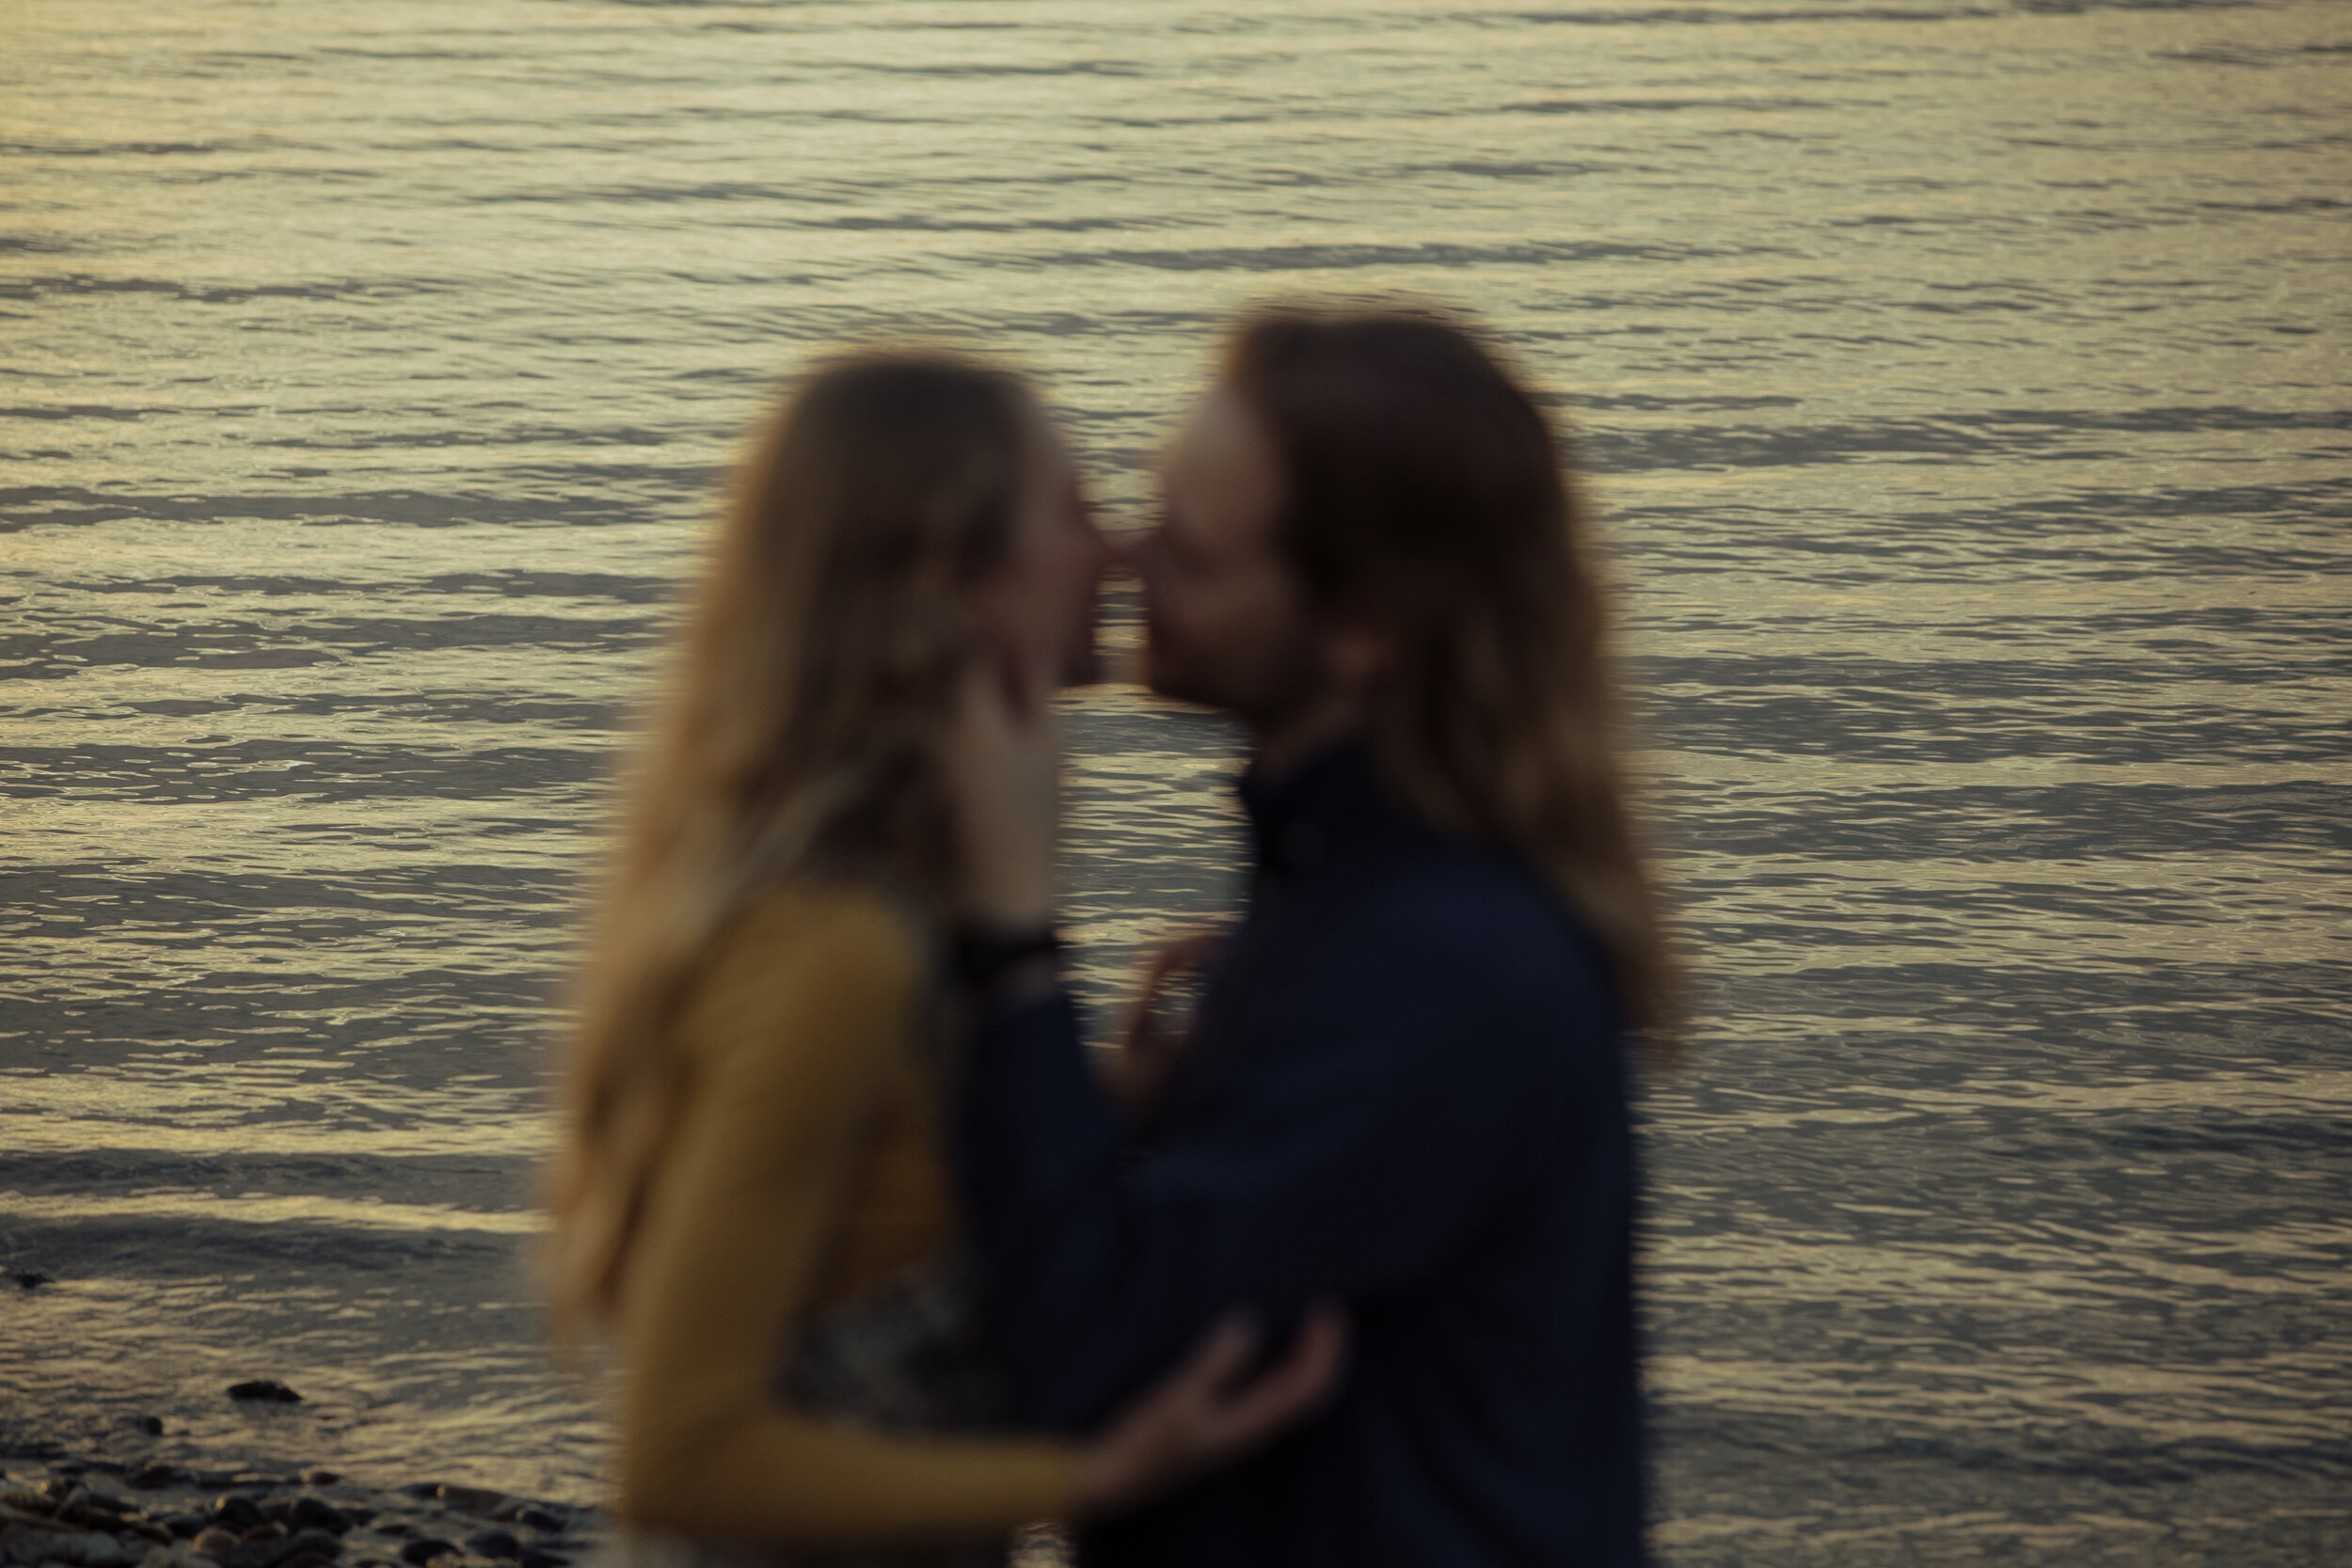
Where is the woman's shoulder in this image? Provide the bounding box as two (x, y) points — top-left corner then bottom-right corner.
(685, 879), (932, 1053)
(732, 877), (925, 956)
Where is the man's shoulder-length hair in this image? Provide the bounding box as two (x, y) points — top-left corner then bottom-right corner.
(1222, 301), (1681, 1054)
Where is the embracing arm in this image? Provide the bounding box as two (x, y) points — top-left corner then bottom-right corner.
(617, 890), (1073, 1548)
(958, 908), (1585, 1431)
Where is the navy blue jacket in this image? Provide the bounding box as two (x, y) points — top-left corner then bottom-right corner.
(958, 738), (1647, 1566)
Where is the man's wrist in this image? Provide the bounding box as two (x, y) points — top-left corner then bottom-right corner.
(954, 923), (1063, 990)
(952, 922), (1065, 1017)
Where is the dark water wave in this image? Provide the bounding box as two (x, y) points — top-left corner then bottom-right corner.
(0, 485), (704, 531)
(4, 0), (2346, 1558)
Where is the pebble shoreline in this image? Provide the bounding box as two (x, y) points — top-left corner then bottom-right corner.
(0, 1456), (601, 1568)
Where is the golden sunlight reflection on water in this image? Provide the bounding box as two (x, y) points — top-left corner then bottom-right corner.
(4, 0), (2347, 1557)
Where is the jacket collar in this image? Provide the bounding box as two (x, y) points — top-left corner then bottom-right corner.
(1237, 733), (1430, 878)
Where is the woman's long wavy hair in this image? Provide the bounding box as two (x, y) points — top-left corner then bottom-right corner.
(1224, 305), (1681, 1054)
(550, 351), (1038, 1340)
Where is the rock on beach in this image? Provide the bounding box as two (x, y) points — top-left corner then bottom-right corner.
(222, 1385), (302, 1406)
(0, 1462), (592, 1568)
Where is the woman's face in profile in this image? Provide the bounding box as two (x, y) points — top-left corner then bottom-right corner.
(965, 417), (1108, 688)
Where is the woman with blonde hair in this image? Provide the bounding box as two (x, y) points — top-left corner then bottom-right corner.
(549, 350), (1343, 1566)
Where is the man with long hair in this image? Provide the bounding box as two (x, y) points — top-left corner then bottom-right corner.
(949, 305), (1672, 1565)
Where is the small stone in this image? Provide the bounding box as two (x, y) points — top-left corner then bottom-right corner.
(216, 1531), (310, 1568)
(225, 1382), (301, 1405)
(396, 1542), (455, 1566)
(516, 1552), (568, 1568)
(509, 1514), (561, 1539)
(162, 1520), (206, 1543)
(235, 1526), (285, 1546)
(286, 1531), (341, 1562)
(85, 1532), (139, 1567)
(430, 1494), (501, 1522)
(9, 1273), (54, 1291)
(259, 1506), (294, 1528)
(209, 1502), (264, 1533)
(0, 1524), (135, 1568)
(60, 1497), (138, 1531)
(460, 1534), (515, 1562)
(126, 1468), (182, 1493)
(193, 1531), (238, 1558)
(127, 1419), (166, 1439)
(294, 1477), (336, 1493)
(366, 1524), (411, 1541)
(72, 1515), (166, 1549)
(284, 1504), (345, 1539)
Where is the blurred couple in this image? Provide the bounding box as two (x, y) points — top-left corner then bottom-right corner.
(549, 305), (1674, 1568)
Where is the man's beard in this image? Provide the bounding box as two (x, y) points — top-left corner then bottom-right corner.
(1144, 613), (1329, 731)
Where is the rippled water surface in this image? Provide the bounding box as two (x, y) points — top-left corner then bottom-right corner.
(4, 1), (2347, 1560)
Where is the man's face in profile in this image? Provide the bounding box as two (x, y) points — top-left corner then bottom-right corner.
(1133, 387), (1325, 727)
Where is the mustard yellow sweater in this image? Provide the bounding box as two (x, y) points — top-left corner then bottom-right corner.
(615, 880), (1075, 1549)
